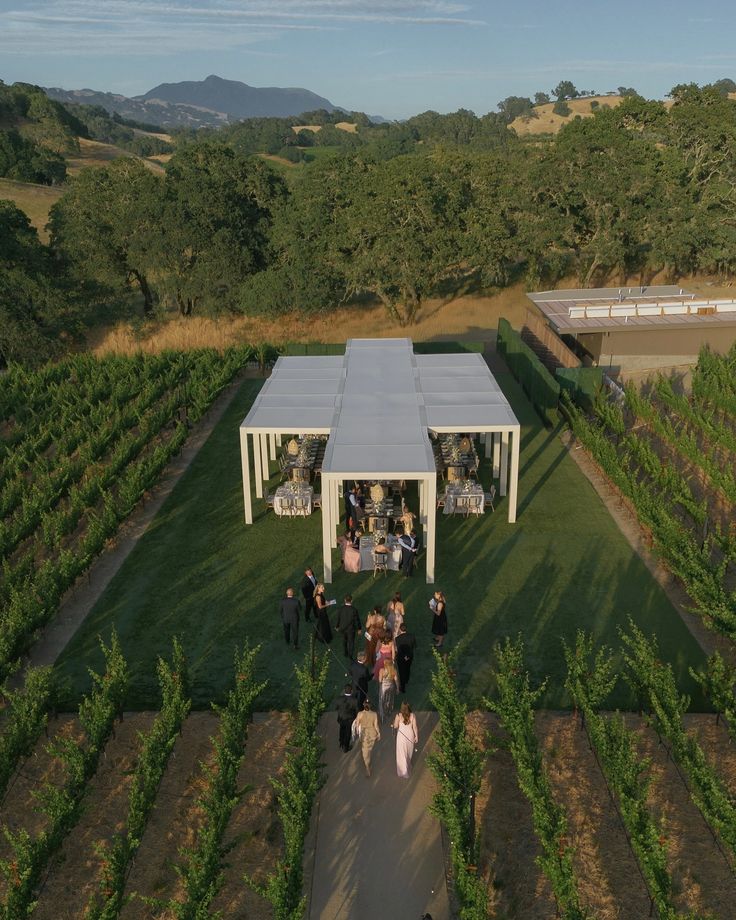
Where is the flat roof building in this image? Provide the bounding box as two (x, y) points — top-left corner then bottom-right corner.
(527, 286), (736, 372)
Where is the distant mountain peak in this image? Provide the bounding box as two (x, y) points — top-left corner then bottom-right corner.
(44, 75), (345, 129)
(134, 75), (338, 120)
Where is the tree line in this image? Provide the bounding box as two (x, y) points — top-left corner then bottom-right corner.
(3, 81), (736, 361)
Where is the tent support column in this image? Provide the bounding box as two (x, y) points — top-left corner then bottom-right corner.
(493, 433), (501, 479)
(331, 478), (339, 547)
(260, 434), (269, 482)
(508, 427), (520, 523)
(500, 431), (509, 496)
(276, 434), (282, 447)
(322, 473), (333, 584)
(239, 428), (253, 524)
(253, 431), (263, 499)
(418, 479), (426, 529)
(425, 475), (437, 584)
(484, 431), (492, 459)
(268, 433), (276, 461)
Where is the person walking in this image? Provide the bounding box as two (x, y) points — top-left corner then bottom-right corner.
(386, 592), (405, 638)
(394, 622), (417, 693)
(334, 594), (361, 659)
(336, 684), (358, 754)
(279, 586), (301, 649)
(364, 606), (386, 668)
(372, 630), (395, 681)
(393, 702), (419, 779)
(377, 657), (399, 724)
(355, 698), (380, 777)
(430, 590), (448, 648)
(301, 568), (317, 622)
(314, 583), (333, 644)
(350, 652), (371, 706)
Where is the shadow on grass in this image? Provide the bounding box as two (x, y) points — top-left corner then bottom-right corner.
(53, 372), (708, 713)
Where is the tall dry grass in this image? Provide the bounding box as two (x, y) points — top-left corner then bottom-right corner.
(90, 286), (532, 355)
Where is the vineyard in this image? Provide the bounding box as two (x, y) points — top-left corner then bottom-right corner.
(1, 343), (735, 918)
(0, 349), (251, 681)
(563, 343), (736, 641)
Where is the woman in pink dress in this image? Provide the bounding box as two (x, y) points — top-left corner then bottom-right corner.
(372, 631), (395, 681)
(393, 702), (418, 778)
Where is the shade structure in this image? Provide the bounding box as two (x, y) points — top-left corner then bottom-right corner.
(239, 339), (521, 584)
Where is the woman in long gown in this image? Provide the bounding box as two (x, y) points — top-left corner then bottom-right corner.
(377, 657), (399, 723)
(314, 584), (333, 644)
(393, 702), (418, 779)
(386, 592), (405, 638)
(364, 606), (386, 667)
(355, 699), (380, 777)
(430, 590), (447, 648)
(372, 631), (395, 681)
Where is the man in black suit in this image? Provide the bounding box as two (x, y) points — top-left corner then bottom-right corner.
(336, 684), (358, 753)
(279, 587), (301, 649)
(395, 622), (417, 693)
(398, 529), (418, 577)
(334, 594), (361, 659)
(350, 652), (371, 706)
(300, 567), (317, 622)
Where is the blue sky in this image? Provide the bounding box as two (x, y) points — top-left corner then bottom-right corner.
(1, 0), (735, 119)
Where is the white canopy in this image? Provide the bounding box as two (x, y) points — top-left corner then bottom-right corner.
(239, 339), (521, 583)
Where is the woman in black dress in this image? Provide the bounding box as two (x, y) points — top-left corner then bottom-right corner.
(314, 583), (333, 644)
(430, 590), (447, 648)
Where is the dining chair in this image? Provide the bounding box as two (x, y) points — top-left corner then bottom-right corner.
(372, 550), (388, 578)
(484, 485), (496, 512)
(467, 494), (484, 516)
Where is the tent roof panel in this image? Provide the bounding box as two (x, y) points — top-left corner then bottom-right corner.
(241, 338), (519, 471)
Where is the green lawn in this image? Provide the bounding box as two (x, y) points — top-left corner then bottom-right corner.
(54, 369), (708, 711)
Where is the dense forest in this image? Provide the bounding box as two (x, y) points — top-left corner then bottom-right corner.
(2, 79), (736, 362)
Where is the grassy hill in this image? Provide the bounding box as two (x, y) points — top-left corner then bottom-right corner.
(510, 95), (624, 136)
(0, 176), (62, 239)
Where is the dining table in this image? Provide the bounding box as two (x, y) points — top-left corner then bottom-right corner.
(443, 481), (485, 515)
(273, 483), (314, 516)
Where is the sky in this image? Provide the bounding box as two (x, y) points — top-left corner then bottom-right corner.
(1, 0), (736, 119)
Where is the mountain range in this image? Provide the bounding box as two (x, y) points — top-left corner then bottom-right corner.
(44, 75), (342, 129)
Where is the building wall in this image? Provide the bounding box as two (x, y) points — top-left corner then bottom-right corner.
(577, 325), (736, 371)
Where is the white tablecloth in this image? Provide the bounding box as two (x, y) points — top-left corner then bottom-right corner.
(444, 483), (484, 515)
(359, 536), (402, 571)
(274, 485), (313, 516)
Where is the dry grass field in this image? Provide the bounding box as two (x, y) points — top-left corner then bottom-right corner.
(0, 176), (63, 240)
(66, 137), (165, 176)
(510, 94), (624, 136)
(88, 275), (736, 356)
(291, 121), (357, 134)
(89, 284), (533, 354)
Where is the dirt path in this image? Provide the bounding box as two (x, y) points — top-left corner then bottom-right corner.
(33, 712), (156, 919)
(119, 712), (219, 919)
(21, 374), (255, 674)
(208, 712), (292, 919)
(629, 714), (736, 918)
(538, 712), (652, 920)
(0, 717), (82, 888)
(472, 712), (556, 919)
(308, 711), (449, 920)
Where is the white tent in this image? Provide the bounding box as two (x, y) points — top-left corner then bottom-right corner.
(239, 339), (521, 584)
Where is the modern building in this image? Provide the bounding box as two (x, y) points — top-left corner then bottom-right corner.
(527, 286), (736, 372)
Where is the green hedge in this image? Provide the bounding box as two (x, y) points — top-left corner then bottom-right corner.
(497, 318), (560, 424)
(279, 341), (483, 356)
(555, 367), (604, 413)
